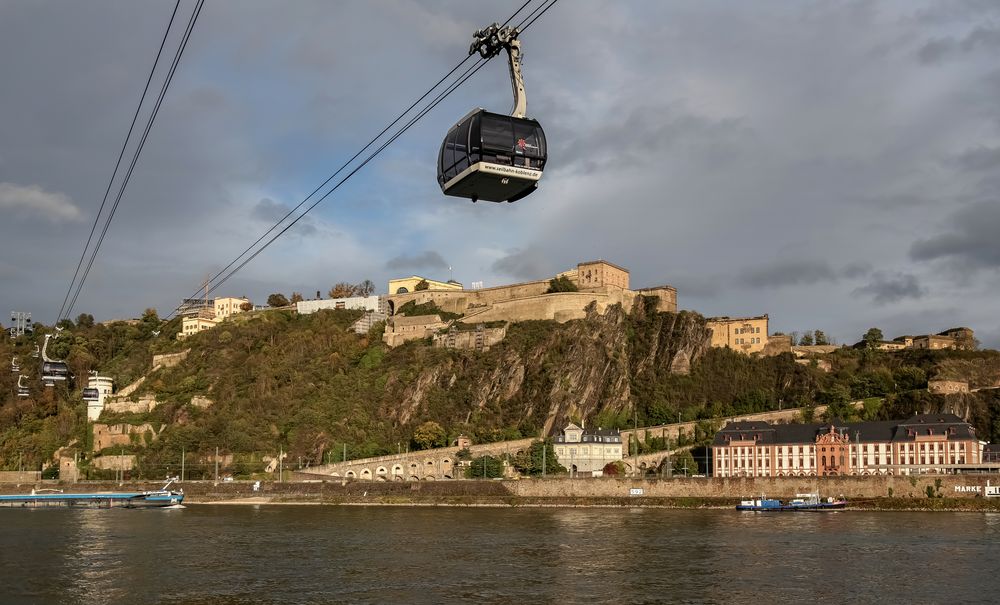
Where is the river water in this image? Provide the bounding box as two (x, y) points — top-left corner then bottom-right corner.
(2, 505), (998, 604)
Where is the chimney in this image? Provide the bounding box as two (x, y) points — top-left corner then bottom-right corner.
(316, 290), (321, 300)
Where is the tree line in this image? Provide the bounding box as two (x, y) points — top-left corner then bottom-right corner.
(267, 279), (376, 307)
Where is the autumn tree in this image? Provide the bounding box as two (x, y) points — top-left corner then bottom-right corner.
(239, 301), (253, 312)
(328, 282), (355, 298)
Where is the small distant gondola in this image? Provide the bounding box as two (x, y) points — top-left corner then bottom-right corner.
(17, 374), (29, 398)
(438, 23), (547, 203)
(42, 361), (71, 384)
(82, 387), (100, 401)
(40, 333), (72, 387)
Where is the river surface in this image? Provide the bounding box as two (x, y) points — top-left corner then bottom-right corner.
(2, 505), (999, 604)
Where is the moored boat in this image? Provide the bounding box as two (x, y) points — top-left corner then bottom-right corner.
(737, 493), (846, 511)
(0, 480), (184, 509)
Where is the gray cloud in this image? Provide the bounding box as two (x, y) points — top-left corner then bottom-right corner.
(385, 250), (449, 272)
(952, 146), (1000, 172)
(251, 198), (317, 237)
(910, 200), (1000, 270)
(917, 27), (1000, 64)
(737, 260), (870, 289)
(853, 272), (925, 305)
(0, 1), (998, 350)
(491, 247), (555, 282)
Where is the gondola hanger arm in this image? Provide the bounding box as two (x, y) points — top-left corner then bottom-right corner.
(470, 23), (527, 119)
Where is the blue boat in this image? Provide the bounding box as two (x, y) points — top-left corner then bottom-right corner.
(737, 493), (846, 511)
(0, 480), (184, 509)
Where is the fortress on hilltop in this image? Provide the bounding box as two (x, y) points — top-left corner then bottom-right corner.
(381, 260), (677, 347)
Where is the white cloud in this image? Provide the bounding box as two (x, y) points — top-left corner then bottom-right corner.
(0, 182), (82, 222)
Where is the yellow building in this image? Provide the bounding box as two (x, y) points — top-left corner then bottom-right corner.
(214, 296), (250, 320)
(707, 315), (769, 354)
(388, 276), (463, 295)
(575, 260), (629, 290)
(178, 315), (218, 339)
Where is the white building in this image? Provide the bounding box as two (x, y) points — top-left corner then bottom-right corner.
(85, 375), (114, 421)
(296, 296), (384, 315)
(553, 423), (623, 477)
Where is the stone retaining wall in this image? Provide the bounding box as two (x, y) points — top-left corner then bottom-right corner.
(506, 474), (1000, 500)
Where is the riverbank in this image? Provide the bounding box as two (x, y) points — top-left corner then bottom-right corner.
(4, 479), (999, 511)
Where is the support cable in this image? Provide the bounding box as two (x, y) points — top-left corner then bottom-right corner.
(63, 0), (205, 321)
(164, 0), (558, 321)
(56, 0), (182, 323)
(170, 0), (538, 314)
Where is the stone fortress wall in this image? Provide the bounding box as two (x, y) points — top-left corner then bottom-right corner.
(382, 260), (678, 348)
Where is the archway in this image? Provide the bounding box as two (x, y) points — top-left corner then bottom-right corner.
(345, 470), (356, 479)
(360, 468), (372, 480)
(387, 300), (396, 315)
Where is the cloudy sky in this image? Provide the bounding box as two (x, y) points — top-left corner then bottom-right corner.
(1, 0), (998, 347)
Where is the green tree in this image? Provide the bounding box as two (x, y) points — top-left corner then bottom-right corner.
(412, 421), (446, 450)
(863, 327), (884, 349)
(75, 313), (95, 329)
(799, 331), (814, 346)
(466, 455), (504, 478)
(546, 276), (578, 293)
(813, 330), (829, 345)
(672, 449), (699, 475)
(512, 440), (565, 476)
(267, 293), (289, 307)
(414, 279), (430, 291)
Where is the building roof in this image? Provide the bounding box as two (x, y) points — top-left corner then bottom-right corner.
(553, 424), (622, 443)
(712, 414), (975, 446)
(577, 259), (630, 274)
(707, 315), (768, 323)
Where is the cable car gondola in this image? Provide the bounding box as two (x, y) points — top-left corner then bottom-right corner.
(17, 375), (29, 398)
(438, 23), (547, 203)
(42, 361), (71, 384)
(40, 334), (72, 387)
(82, 387), (100, 402)
(438, 109), (546, 203)
(10, 356), (19, 373)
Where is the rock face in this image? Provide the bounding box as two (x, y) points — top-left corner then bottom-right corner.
(386, 299), (712, 438)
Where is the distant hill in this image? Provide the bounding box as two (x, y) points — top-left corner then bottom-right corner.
(2, 301), (999, 477)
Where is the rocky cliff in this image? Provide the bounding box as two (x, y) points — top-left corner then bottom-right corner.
(388, 297), (712, 437)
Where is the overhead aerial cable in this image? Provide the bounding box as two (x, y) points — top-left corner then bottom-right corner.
(56, 0), (182, 324)
(164, 0), (556, 320)
(59, 0), (205, 322)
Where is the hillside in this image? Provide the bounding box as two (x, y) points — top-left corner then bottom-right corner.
(3, 300), (1000, 478)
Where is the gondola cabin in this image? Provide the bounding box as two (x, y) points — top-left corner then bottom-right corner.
(438, 109), (546, 203)
(82, 387), (100, 402)
(41, 361), (71, 384)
